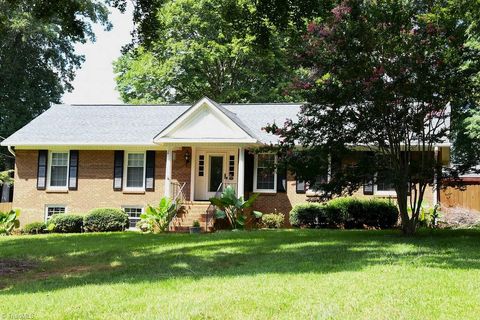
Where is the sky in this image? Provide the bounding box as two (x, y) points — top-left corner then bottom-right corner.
(62, 5), (134, 104)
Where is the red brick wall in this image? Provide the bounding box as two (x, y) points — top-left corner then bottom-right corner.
(13, 149), (191, 225)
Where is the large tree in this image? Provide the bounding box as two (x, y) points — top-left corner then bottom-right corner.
(265, 0), (480, 234)
(0, 0), (111, 169)
(114, 0), (302, 103)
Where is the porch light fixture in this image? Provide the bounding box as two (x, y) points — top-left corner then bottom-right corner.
(184, 150), (191, 165)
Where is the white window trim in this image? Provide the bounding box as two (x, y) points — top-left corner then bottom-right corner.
(123, 151), (147, 191)
(44, 205), (67, 222)
(122, 206), (144, 230)
(373, 173), (397, 196)
(47, 151), (70, 190)
(253, 153), (277, 193)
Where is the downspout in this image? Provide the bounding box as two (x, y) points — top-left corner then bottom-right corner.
(7, 145), (15, 157)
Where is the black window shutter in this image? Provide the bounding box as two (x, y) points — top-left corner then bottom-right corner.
(37, 150), (48, 190)
(363, 175), (374, 195)
(113, 151), (124, 191)
(145, 151), (155, 191)
(277, 169), (287, 193)
(68, 150), (79, 190)
(244, 151), (255, 194)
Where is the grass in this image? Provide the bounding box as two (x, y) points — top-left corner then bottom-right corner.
(1, 229), (480, 319)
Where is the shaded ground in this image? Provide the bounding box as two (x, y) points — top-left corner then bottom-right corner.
(1, 229), (480, 319)
(0, 259), (36, 276)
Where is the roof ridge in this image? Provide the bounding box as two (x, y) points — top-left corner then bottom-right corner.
(66, 104), (190, 107)
(221, 102), (304, 105)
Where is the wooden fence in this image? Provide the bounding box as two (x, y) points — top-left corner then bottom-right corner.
(0, 202), (13, 212)
(440, 179), (480, 212)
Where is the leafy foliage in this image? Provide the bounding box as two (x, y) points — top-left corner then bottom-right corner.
(114, 0), (300, 104)
(0, 0), (110, 151)
(0, 170), (14, 186)
(22, 222), (47, 235)
(266, 0), (480, 234)
(0, 210), (20, 235)
(209, 186), (261, 229)
(261, 212), (285, 229)
(140, 197), (178, 233)
(192, 220), (201, 228)
(47, 214), (83, 233)
(289, 198), (398, 229)
(83, 208), (128, 232)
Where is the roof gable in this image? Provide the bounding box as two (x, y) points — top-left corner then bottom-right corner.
(154, 97), (257, 143)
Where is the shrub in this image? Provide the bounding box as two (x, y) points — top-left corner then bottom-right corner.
(140, 197), (178, 233)
(290, 198), (399, 229)
(0, 210), (20, 235)
(48, 214), (83, 233)
(23, 222), (47, 234)
(289, 203), (328, 228)
(83, 208), (128, 232)
(262, 212), (285, 229)
(364, 200), (399, 228)
(210, 186), (262, 230)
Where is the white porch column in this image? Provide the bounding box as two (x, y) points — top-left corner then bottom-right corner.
(433, 146), (439, 206)
(238, 147), (245, 198)
(190, 146), (196, 201)
(165, 148), (173, 197)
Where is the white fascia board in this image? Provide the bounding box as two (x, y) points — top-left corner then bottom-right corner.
(13, 144), (164, 151)
(155, 138), (258, 144)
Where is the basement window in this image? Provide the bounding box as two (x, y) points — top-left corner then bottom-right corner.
(123, 206), (143, 229)
(45, 205), (66, 222)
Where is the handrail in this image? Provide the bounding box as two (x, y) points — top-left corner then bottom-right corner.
(205, 182), (224, 232)
(172, 181), (187, 204)
(169, 181), (187, 231)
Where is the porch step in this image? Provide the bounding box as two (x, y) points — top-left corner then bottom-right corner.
(170, 202), (215, 232)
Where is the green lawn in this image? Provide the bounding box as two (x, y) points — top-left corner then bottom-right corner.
(1, 229), (480, 319)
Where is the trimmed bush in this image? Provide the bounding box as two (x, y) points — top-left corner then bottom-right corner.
(289, 203), (328, 228)
(83, 208), (128, 232)
(48, 214), (83, 233)
(262, 213), (285, 229)
(290, 198), (399, 229)
(23, 222), (47, 234)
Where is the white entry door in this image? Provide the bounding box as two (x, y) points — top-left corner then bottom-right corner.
(194, 150), (238, 201)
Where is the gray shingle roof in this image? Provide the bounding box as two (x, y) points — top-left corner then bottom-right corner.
(1, 101), (301, 147)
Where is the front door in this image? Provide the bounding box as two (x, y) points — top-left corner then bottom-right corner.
(194, 149), (238, 201)
(206, 155), (225, 198)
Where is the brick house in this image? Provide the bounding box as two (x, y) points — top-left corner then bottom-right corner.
(1, 97), (451, 230)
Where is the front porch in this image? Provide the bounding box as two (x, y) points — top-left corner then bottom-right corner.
(165, 145), (249, 232)
(165, 145), (247, 201)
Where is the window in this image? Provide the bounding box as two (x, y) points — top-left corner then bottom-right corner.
(375, 173), (396, 195)
(254, 153), (276, 192)
(123, 207), (143, 229)
(45, 205), (66, 221)
(49, 152), (69, 188)
(296, 180), (306, 193)
(228, 155), (235, 179)
(198, 155), (205, 177)
(125, 153), (145, 189)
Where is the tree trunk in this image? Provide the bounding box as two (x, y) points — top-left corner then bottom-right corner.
(401, 217), (417, 235)
(396, 181), (417, 235)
